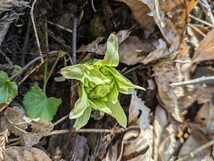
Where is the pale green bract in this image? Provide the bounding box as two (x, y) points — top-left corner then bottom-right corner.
(61, 33), (145, 130)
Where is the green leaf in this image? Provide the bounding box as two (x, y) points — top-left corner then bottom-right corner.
(23, 85), (61, 121)
(74, 107), (91, 130)
(84, 66), (110, 85)
(69, 85), (89, 119)
(0, 71), (17, 105)
(61, 64), (85, 81)
(108, 84), (119, 104)
(106, 100), (127, 128)
(95, 33), (119, 67)
(107, 67), (145, 94)
(90, 99), (112, 114)
(11, 65), (22, 77)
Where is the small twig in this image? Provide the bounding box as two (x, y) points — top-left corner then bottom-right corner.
(48, 126), (140, 136)
(30, 0), (43, 63)
(91, 0), (97, 12)
(72, 16), (78, 64)
(47, 20), (73, 33)
(53, 114), (69, 126)
(170, 76), (214, 88)
(10, 51), (59, 83)
(21, 18), (32, 66)
(176, 139), (214, 161)
(187, 23), (206, 37)
(8, 137), (20, 144)
(189, 14), (214, 28)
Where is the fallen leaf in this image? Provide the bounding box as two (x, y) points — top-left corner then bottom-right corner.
(0, 130), (9, 161)
(195, 100), (214, 131)
(123, 92), (153, 160)
(192, 29), (214, 63)
(4, 146), (52, 161)
(119, 36), (152, 65)
(186, 0), (199, 15)
(1, 107), (54, 147)
(115, 0), (156, 31)
(178, 132), (210, 161)
(142, 0), (187, 51)
(142, 39), (170, 65)
(153, 105), (168, 161)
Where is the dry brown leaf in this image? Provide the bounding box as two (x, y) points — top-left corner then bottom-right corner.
(4, 146), (52, 161)
(153, 105), (168, 161)
(115, 0), (155, 31)
(158, 122), (181, 161)
(1, 107), (54, 147)
(119, 36), (153, 65)
(192, 29), (214, 63)
(77, 30), (131, 55)
(142, 39), (170, 65)
(178, 132), (210, 161)
(0, 130), (9, 160)
(195, 100), (214, 131)
(122, 92), (153, 161)
(142, 0), (187, 51)
(186, 0), (199, 15)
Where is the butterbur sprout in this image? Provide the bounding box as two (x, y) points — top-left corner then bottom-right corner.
(61, 33), (145, 130)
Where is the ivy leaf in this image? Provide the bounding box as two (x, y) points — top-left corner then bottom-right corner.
(23, 85), (61, 122)
(0, 71), (18, 110)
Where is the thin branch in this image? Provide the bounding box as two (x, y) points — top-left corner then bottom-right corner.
(91, 0), (97, 12)
(72, 16), (78, 64)
(189, 14), (214, 28)
(53, 114), (69, 126)
(176, 139), (214, 161)
(48, 126), (140, 136)
(170, 76), (214, 88)
(47, 20), (73, 33)
(30, 0), (43, 63)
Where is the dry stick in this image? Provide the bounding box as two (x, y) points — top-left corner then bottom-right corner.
(30, 0), (43, 63)
(48, 126), (140, 136)
(189, 14), (214, 28)
(72, 16), (78, 64)
(53, 114), (69, 126)
(47, 20), (73, 33)
(187, 23), (206, 37)
(176, 139), (214, 161)
(21, 18), (32, 66)
(170, 76), (214, 88)
(91, 0), (97, 12)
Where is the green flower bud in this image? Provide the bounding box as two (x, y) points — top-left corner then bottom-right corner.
(94, 84), (110, 97)
(100, 67), (112, 76)
(85, 87), (92, 93)
(89, 81), (96, 88)
(88, 90), (97, 99)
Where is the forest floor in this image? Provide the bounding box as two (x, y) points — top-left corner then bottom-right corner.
(0, 0), (214, 161)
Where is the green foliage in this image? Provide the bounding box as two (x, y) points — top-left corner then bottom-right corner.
(61, 33), (145, 130)
(23, 85), (62, 122)
(0, 71), (18, 107)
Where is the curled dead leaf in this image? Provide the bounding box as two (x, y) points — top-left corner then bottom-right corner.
(115, 0), (155, 31)
(4, 146), (52, 161)
(192, 29), (214, 63)
(1, 107), (54, 147)
(142, 0), (187, 51)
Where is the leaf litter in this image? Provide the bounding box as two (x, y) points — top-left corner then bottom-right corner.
(0, 0), (214, 160)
